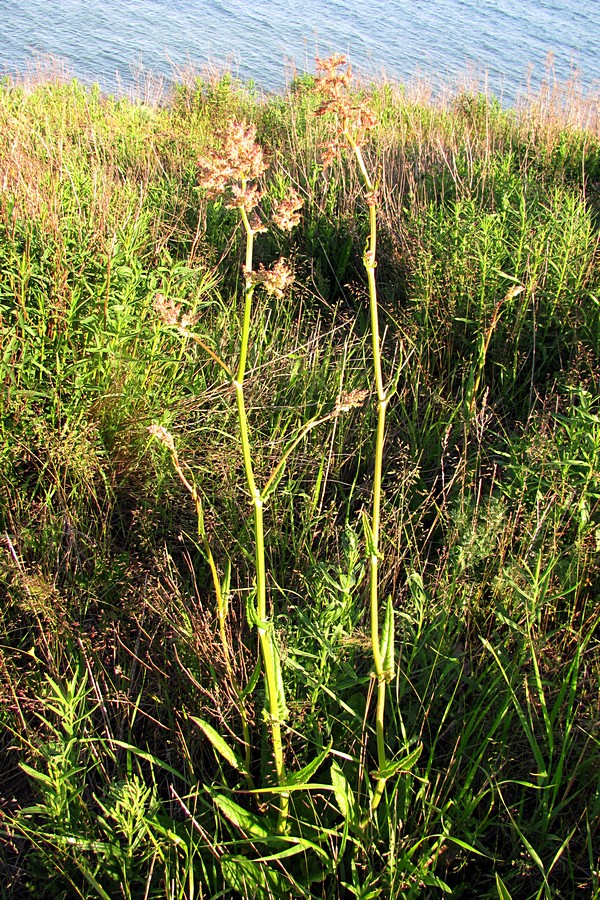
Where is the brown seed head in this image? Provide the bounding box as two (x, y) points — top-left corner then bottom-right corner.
(248, 211), (268, 234)
(244, 258), (294, 299)
(154, 293), (198, 330)
(154, 293), (182, 326)
(227, 183), (264, 213)
(313, 54), (378, 149)
(334, 389), (369, 416)
(198, 119), (267, 208)
(272, 188), (303, 231)
(148, 424), (175, 453)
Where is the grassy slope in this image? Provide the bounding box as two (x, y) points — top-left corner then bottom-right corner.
(0, 68), (599, 898)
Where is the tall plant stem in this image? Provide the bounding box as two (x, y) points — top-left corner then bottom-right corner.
(346, 133), (390, 808)
(236, 203), (289, 832)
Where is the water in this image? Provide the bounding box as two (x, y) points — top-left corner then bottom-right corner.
(0, 0), (598, 105)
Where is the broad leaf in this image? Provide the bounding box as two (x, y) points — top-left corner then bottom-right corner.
(372, 744), (422, 780)
(221, 854), (293, 899)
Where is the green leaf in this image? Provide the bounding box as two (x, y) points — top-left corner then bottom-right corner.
(260, 459), (287, 502)
(189, 716), (246, 773)
(330, 759), (357, 824)
(245, 592), (270, 631)
(19, 762), (54, 786)
(254, 833), (331, 864)
(111, 741), (187, 782)
(239, 654), (262, 700)
(220, 558), (231, 617)
(360, 510), (377, 558)
(221, 854), (293, 899)
(495, 873), (514, 900)
(380, 596), (395, 679)
(373, 744), (422, 780)
(72, 858), (113, 900)
(407, 572), (427, 606)
(284, 742), (332, 787)
(264, 628), (289, 721)
(208, 790), (271, 839)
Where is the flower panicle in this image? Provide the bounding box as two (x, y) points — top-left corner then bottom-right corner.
(228, 183), (264, 214)
(243, 258), (294, 299)
(148, 423), (175, 453)
(272, 188), (303, 231)
(334, 389), (369, 416)
(198, 119), (267, 209)
(315, 54), (353, 104)
(154, 292), (181, 327)
(313, 54), (378, 163)
(154, 293), (198, 330)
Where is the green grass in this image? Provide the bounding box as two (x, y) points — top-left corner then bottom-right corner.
(0, 61), (599, 898)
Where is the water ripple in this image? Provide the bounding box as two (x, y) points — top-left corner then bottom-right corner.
(0, 0), (597, 103)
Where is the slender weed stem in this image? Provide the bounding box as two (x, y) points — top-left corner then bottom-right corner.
(236, 184), (289, 833)
(316, 56), (393, 809)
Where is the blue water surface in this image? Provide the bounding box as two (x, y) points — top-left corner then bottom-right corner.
(0, 0), (598, 104)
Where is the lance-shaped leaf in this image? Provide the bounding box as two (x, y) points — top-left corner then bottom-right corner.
(372, 743), (422, 781)
(220, 557), (231, 618)
(283, 742), (332, 787)
(239, 654), (262, 701)
(246, 592), (270, 631)
(330, 759), (357, 824)
(264, 627), (289, 721)
(221, 854), (296, 899)
(208, 790), (271, 839)
(360, 509), (378, 558)
(379, 595), (395, 680)
(495, 874), (514, 900)
(190, 716), (247, 774)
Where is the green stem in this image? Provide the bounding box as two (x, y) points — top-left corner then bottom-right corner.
(235, 205), (288, 832)
(348, 134), (390, 809)
(198, 495), (254, 785)
(236, 220), (254, 383)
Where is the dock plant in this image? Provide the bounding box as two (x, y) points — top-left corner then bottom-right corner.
(1, 56), (599, 899)
(150, 119), (353, 844)
(313, 54), (412, 811)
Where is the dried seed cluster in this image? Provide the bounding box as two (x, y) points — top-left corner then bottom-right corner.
(314, 54), (378, 166)
(243, 259), (294, 299)
(272, 189), (303, 231)
(197, 120), (267, 207)
(153, 293), (197, 330)
(334, 389), (369, 416)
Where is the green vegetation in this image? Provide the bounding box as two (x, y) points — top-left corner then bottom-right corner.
(0, 59), (599, 898)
